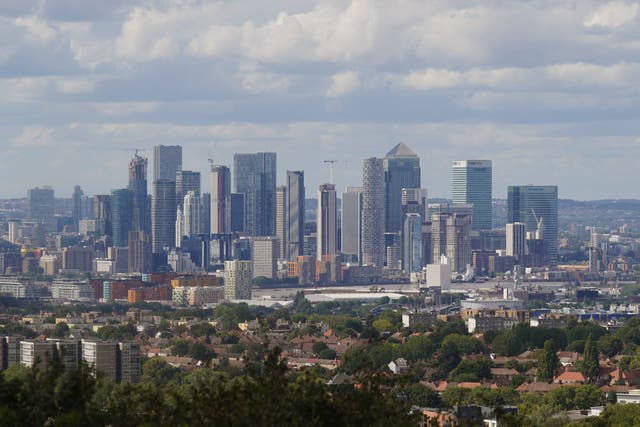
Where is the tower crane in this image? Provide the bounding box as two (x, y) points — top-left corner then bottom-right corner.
(323, 160), (338, 184)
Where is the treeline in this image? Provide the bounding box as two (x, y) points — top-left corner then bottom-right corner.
(0, 348), (417, 427)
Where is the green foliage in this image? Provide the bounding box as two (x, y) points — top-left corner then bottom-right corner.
(393, 383), (440, 408)
(442, 334), (485, 355)
(189, 322), (216, 338)
(537, 340), (559, 381)
(580, 334), (599, 383)
(141, 358), (181, 386)
(318, 348), (337, 359)
(450, 356), (492, 382)
(96, 323), (136, 341)
(598, 335), (622, 358)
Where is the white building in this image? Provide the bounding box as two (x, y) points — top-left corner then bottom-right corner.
(51, 279), (93, 301)
(224, 260), (252, 300)
(426, 255), (451, 290)
(251, 237), (278, 279)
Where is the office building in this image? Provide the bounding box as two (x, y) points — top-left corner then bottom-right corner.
(118, 342), (141, 383)
(234, 152), (276, 237)
(176, 170), (201, 207)
(341, 186), (363, 262)
(110, 189), (133, 247)
(401, 188), (428, 218)
(362, 158), (385, 267)
(431, 211), (472, 273)
(27, 186), (54, 224)
(275, 186), (287, 259)
(251, 237), (278, 279)
(201, 193), (211, 236)
(506, 222), (526, 259)
(82, 340), (118, 382)
(384, 143), (421, 233)
(452, 160), (492, 230)
(287, 171), (305, 261)
(210, 165), (231, 234)
(317, 183), (337, 261)
(93, 195), (112, 237)
(153, 145), (182, 181)
(71, 185), (84, 228)
(62, 246), (94, 272)
(128, 230), (152, 274)
(128, 154), (149, 232)
(151, 179), (176, 253)
(507, 185), (558, 267)
(230, 193), (245, 233)
(403, 213), (422, 273)
(224, 260), (252, 300)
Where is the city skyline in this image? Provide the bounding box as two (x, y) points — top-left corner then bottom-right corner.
(1, 1), (639, 200)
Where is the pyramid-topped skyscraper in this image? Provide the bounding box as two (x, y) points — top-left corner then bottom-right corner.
(384, 143), (421, 234)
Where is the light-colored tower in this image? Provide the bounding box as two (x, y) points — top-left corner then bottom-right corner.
(251, 236), (278, 279)
(275, 186), (287, 260)
(452, 160), (492, 230)
(8, 220), (19, 244)
(176, 170), (200, 207)
(183, 191), (201, 236)
(361, 158), (385, 267)
(175, 207), (183, 247)
(287, 171), (305, 261)
(431, 209), (472, 273)
(317, 183), (337, 261)
(210, 165), (231, 234)
(224, 260), (252, 300)
(341, 187), (363, 262)
(506, 222), (526, 258)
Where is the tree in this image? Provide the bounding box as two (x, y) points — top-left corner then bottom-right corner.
(581, 334), (599, 383)
(537, 340), (559, 381)
(598, 335), (623, 358)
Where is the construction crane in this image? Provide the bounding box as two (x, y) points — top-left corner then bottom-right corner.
(208, 158), (215, 170)
(323, 160), (338, 184)
(531, 209), (544, 238)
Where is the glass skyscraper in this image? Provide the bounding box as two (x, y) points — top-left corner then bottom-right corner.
(110, 189), (133, 247)
(507, 185), (558, 267)
(286, 171), (305, 261)
(153, 145), (182, 181)
(452, 160), (492, 230)
(362, 158), (385, 267)
(128, 154), (149, 233)
(233, 152), (276, 237)
(384, 143), (421, 234)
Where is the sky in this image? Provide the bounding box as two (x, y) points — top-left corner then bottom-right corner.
(2, 0), (640, 200)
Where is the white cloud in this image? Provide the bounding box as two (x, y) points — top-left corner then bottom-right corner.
(326, 70), (360, 97)
(15, 16), (56, 43)
(240, 70), (290, 94)
(56, 78), (95, 94)
(92, 102), (160, 116)
(585, 2), (640, 28)
(11, 126), (55, 147)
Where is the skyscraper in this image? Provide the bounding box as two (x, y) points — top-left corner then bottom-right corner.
(287, 171), (305, 261)
(275, 186), (287, 259)
(403, 213), (422, 273)
(230, 193), (245, 233)
(506, 222), (526, 259)
(452, 160), (492, 230)
(128, 154), (149, 232)
(27, 186), (54, 224)
(71, 185), (84, 228)
(93, 194), (112, 237)
(176, 170), (201, 206)
(362, 158), (385, 267)
(128, 230), (151, 274)
(317, 183), (337, 261)
(251, 237), (278, 279)
(341, 186), (363, 262)
(183, 191), (201, 236)
(507, 185), (558, 267)
(430, 211), (472, 273)
(151, 179), (176, 253)
(384, 143), (421, 234)
(210, 165), (231, 234)
(153, 145), (182, 181)
(401, 188), (428, 218)
(110, 189), (133, 247)
(234, 152), (276, 237)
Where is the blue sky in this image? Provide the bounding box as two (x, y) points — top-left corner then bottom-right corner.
(2, 0), (640, 200)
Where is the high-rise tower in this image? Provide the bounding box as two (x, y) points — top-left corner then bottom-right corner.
(234, 152), (276, 237)
(362, 158), (385, 267)
(210, 165), (231, 235)
(384, 143), (421, 234)
(153, 145), (182, 181)
(452, 160), (492, 230)
(341, 186), (363, 262)
(111, 189), (133, 247)
(317, 183), (337, 261)
(151, 179), (176, 253)
(507, 185), (558, 267)
(287, 171), (305, 261)
(128, 154), (149, 232)
(176, 170), (200, 207)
